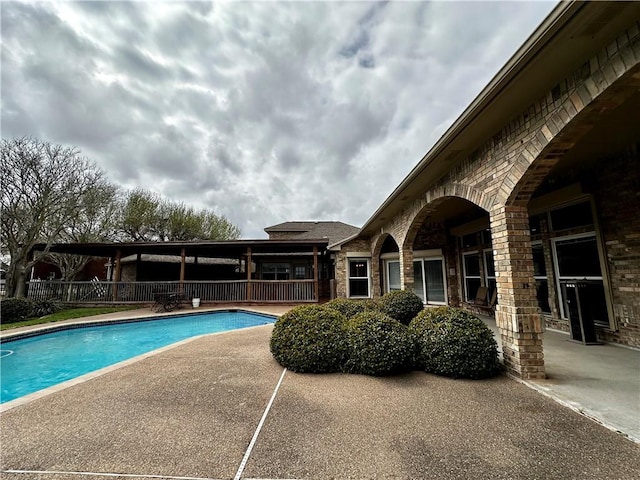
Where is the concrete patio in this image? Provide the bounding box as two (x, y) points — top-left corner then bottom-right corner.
(1, 307), (639, 479)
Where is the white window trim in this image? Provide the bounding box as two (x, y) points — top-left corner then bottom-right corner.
(379, 250), (447, 305)
(421, 257), (448, 305)
(483, 248), (495, 282)
(346, 257), (371, 298)
(462, 251), (481, 302)
(531, 241), (552, 315)
(551, 232), (610, 326)
(385, 259), (401, 293)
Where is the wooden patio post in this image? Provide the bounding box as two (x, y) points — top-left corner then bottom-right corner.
(313, 246), (319, 302)
(179, 248), (186, 295)
(112, 249), (121, 301)
(246, 247), (252, 302)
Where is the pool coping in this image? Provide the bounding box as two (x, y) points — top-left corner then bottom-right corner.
(0, 306), (281, 342)
(0, 308), (276, 342)
(0, 309), (277, 413)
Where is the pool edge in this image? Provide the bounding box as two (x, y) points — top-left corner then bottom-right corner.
(0, 322), (275, 413)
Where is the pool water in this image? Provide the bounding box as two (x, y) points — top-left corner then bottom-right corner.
(0, 311), (274, 403)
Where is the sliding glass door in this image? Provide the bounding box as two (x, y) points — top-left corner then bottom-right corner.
(386, 255), (446, 305)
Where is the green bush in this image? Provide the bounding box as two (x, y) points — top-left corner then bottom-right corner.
(1, 298), (35, 324)
(378, 290), (424, 325)
(0, 298), (61, 324)
(324, 297), (374, 319)
(270, 305), (348, 373)
(344, 310), (414, 376)
(31, 300), (60, 318)
(409, 306), (499, 379)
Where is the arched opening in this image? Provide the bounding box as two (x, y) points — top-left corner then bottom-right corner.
(513, 87), (640, 346)
(374, 234), (402, 294)
(398, 196), (494, 308)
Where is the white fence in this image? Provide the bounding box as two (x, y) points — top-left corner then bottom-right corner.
(26, 279), (318, 304)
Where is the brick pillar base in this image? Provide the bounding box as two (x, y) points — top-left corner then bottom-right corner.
(491, 205), (546, 379)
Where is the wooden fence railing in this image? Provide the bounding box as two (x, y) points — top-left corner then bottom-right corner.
(25, 279), (318, 304)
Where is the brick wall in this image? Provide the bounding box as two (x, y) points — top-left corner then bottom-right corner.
(334, 238), (372, 298)
(592, 148), (640, 346)
(331, 21), (640, 365)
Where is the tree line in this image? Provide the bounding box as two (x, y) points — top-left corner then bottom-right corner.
(1, 137), (241, 297)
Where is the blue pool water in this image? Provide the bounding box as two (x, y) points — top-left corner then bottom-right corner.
(0, 311), (274, 403)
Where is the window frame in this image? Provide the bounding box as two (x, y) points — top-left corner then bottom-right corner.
(531, 241), (551, 314)
(381, 250), (447, 305)
(552, 232), (608, 323)
(462, 251), (482, 302)
(347, 257), (371, 298)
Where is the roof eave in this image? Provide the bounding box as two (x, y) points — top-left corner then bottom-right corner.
(357, 0), (581, 237)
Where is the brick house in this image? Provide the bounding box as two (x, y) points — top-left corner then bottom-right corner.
(330, 2), (640, 378)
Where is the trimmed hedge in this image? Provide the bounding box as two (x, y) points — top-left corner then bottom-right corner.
(270, 305), (348, 373)
(344, 311), (414, 376)
(0, 298), (60, 324)
(378, 290), (424, 325)
(409, 306), (499, 379)
(324, 297), (378, 318)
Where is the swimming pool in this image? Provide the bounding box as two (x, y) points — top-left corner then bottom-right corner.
(0, 310), (274, 404)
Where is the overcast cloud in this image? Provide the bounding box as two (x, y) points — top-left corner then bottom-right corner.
(2, 0), (556, 238)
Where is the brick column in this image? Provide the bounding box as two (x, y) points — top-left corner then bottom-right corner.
(370, 254), (382, 298)
(399, 246), (414, 291)
(490, 205), (545, 379)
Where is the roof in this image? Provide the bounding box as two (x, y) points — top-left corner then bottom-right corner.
(120, 254), (238, 265)
(352, 0), (640, 239)
(264, 221), (360, 245)
(31, 239), (330, 259)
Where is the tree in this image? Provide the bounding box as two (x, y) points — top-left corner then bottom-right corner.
(120, 188), (241, 241)
(41, 180), (121, 281)
(1, 137), (111, 297)
(121, 188), (162, 241)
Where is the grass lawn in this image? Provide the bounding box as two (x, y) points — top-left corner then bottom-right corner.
(1, 306), (140, 331)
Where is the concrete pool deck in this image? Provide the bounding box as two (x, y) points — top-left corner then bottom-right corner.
(1, 307), (639, 480)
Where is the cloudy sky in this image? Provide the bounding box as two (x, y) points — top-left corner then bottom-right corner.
(2, 0), (556, 238)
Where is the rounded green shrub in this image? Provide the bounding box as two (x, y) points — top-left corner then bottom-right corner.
(345, 310), (414, 376)
(378, 289), (424, 325)
(409, 306), (499, 379)
(324, 297), (379, 319)
(0, 297), (35, 324)
(324, 297), (369, 319)
(270, 305), (348, 373)
(0, 298), (61, 324)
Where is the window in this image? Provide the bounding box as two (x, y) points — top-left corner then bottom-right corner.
(348, 259), (370, 297)
(412, 260), (424, 301)
(462, 253), (481, 302)
(483, 249), (496, 305)
(555, 236), (602, 277)
(294, 265), (307, 279)
(424, 259), (446, 303)
(549, 201), (594, 232)
(387, 261), (401, 291)
(553, 234), (608, 324)
(385, 254), (447, 305)
(461, 233), (477, 249)
(532, 243), (551, 314)
(262, 263), (290, 280)
(410, 258), (447, 305)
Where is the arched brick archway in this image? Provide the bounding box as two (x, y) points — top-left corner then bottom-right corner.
(499, 63), (640, 207)
(488, 62), (640, 379)
(371, 233), (400, 298)
(402, 190), (489, 252)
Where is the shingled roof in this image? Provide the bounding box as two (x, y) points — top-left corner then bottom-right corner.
(264, 221), (360, 245)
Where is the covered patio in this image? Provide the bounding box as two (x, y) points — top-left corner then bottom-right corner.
(27, 239), (330, 305)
